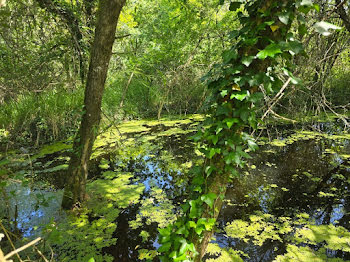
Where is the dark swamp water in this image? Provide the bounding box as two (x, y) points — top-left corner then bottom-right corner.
(1, 116), (350, 261)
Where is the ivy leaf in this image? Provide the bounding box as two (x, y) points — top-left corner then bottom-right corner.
(158, 241), (172, 252)
(220, 89), (228, 97)
(300, 0), (313, 6)
(314, 21), (341, 36)
(189, 200), (199, 218)
(313, 4), (320, 12)
(241, 56), (254, 67)
(248, 92), (264, 103)
(240, 109), (249, 122)
(248, 140), (259, 151)
(178, 240), (189, 255)
(224, 118), (239, 128)
(174, 253), (188, 262)
(278, 12), (290, 25)
(197, 218), (216, 230)
(298, 24), (307, 36)
(195, 226), (204, 235)
(230, 90), (249, 101)
(256, 44), (282, 59)
(270, 24), (279, 32)
(211, 135), (218, 145)
(229, 2), (241, 11)
(205, 165), (215, 176)
(222, 49), (238, 63)
(288, 40), (303, 55)
(215, 126), (223, 134)
(175, 225), (187, 235)
(159, 227), (171, 237)
(186, 221), (196, 228)
(201, 193), (217, 208)
(209, 148), (216, 159)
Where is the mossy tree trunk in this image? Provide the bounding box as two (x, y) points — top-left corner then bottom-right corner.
(61, 0), (126, 210)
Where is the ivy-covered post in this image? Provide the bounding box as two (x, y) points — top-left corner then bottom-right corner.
(158, 0), (318, 261)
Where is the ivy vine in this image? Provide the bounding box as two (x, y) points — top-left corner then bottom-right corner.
(157, 0), (326, 261)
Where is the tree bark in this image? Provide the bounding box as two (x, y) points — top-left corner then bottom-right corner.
(61, 0), (126, 210)
(335, 0), (350, 32)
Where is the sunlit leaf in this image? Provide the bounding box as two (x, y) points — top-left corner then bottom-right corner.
(257, 44), (282, 59)
(314, 21), (342, 36)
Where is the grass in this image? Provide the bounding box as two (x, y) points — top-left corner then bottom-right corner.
(0, 88), (84, 146)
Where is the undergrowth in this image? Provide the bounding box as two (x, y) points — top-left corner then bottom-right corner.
(0, 88), (84, 147)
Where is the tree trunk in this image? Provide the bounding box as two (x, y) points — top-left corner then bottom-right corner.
(119, 71), (134, 109)
(193, 1), (294, 259)
(157, 87), (171, 120)
(335, 0), (350, 32)
(193, 170), (229, 261)
(62, 0), (126, 210)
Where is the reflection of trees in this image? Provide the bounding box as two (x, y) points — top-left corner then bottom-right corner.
(218, 138), (350, 261)
(103, 138), (197, 260)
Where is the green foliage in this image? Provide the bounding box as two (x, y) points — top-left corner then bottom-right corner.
(0, 88), (83, 146)
(0, 0), (84, 99)
(105, 0), (238, 118)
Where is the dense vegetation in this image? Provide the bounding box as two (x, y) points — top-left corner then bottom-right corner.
(0, 0), (350, 261)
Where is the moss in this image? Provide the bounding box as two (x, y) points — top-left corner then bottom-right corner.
(205, 243), (245, 262)
(87, 173), (145, 209)
(274, 245), (350, 262)
(294, 224), (350, 252)
(31, 141), (71, 160)
(129, 187), (177, 230)
(225, 212), (350, 261)
(225, 214), (292, 246)
(37, 164), (68, 173)
(157, 127), (195, 136)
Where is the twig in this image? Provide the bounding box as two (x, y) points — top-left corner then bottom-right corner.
(100, 110), (124, 143)
(119, 72), (135, 109)
(34, 246), (49, 262)
(270, 110), (297, 123)
(262, 78), (292, 120)
(0, 221), (22, 262)
(4, 238), (41, 260)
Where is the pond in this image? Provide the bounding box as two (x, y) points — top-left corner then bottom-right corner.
(0, 115), (350, 261)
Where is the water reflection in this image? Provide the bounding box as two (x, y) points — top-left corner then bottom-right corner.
(218, 138), (350, 261)
(0, 183), (64, 238)
(1, 120), (350, 261)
